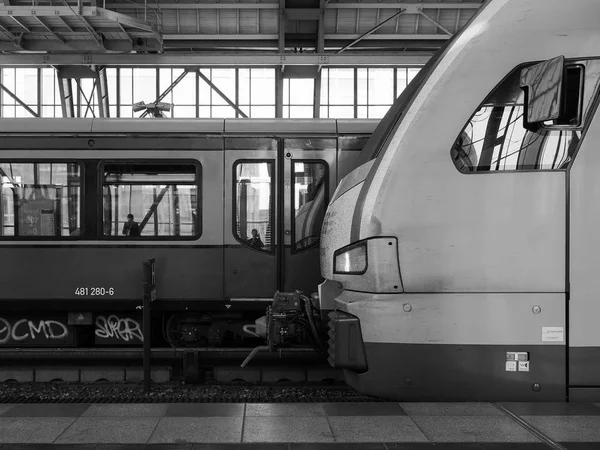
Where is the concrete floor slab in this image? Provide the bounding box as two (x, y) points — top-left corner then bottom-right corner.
(3, 404), (90, 417)
(243, 416), (334, 443)
(0, 417), (75, 443)
(148, 417), (243, 444)
(245, 403), (325, 417)
(410, 416), (540, 443)
(328, 416), (428, 443)
(401, 403), (503, 416)
(82, 404), (167, 417)
(54, 417), (159, 444)
(521, 416), (600, 442)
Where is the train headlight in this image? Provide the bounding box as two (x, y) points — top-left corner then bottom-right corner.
(334, 241), (368, 274)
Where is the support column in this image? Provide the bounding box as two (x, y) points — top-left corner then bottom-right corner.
(56, 65), (110, 118)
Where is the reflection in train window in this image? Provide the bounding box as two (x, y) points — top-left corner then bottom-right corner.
(234, 161), (273, 252)
(0, 162), (81, 237)
(103, 163), (199, 238)
(451, 60), (600, 173)
(292, 161), (328, 252)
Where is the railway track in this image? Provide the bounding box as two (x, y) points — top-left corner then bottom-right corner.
(0, 346), (342, 388)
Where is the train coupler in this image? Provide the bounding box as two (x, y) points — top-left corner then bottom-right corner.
(240, 291), (325, 367)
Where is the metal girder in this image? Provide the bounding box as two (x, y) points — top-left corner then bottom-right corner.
(56, 15), (75, 33)
(9, 16), (30, 32)
(162, 33), (448, 41)
(326, 33), (450, 40)
(97, 66), (109, 117)
(416, 9), (453, 35)
(0, 81), (38, 117)
(0, 22), (15, 40)
(0, 52), (433, 66)
(337, 9), (405, 54)
(76, 14), (105, 48)
(328, 2), (482, 8)
(278, 0), (284, 52)
(197, 70), (248, 118)
(105, 2), (482, 9)
(77, 78), (97, 118)
(140, 69), (188, 118)
(57, 76), (74, 118)
(316, 0), (325, 54)
(116, 21), (132, 43)
(33, 16), (65, 43)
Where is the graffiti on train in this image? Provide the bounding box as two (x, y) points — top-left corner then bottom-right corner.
(0, 316), (73, 346)
(95, 315), (143, 344)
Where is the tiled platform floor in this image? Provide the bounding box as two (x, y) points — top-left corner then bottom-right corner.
(0, 402), (599, 449)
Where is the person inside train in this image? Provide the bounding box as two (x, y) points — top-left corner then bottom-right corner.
(247, 228), (264, 249)
(122, 214), (141, 237)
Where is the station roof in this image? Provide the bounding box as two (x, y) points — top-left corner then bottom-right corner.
(0, 0), (484, 66)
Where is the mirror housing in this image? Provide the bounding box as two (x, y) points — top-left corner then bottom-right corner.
(520, 56), (565, 130)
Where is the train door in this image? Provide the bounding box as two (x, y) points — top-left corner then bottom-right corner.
(224, 138), (278, 299)
(224, 136), (336, 300)
(569, 73), (600, 399)
(282, 138), (336, 294)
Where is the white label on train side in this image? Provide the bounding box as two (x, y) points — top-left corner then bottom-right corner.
(518, 362), (530, 372)
(505, 361), (517, 372)
(542, 327), (564, 342)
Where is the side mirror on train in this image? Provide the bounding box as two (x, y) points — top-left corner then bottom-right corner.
(519, 56), (565, 131)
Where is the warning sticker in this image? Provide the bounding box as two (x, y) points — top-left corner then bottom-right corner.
(542, 327), (564, 342)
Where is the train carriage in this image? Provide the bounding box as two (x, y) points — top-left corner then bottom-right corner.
(319, 0), (600, 401)
(0, 118), (377, 348)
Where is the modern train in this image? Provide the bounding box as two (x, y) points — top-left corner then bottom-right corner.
(308, 0), (600, 402)
(0, 118), (376, 348)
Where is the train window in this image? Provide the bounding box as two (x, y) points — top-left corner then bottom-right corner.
(292, 161), (328, 252)
(0, 162), (81, 237)
(102, 162), (199, 238)
(234, 161), (273, 252)
(452, 59), (600, 173)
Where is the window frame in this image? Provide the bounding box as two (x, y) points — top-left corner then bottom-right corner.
(232, 159), (275, 254)
(0, 159), (84, 240)
(99, 159), (202, 241)
(290, 159), (329, 254)
(451, 59), (596, 175)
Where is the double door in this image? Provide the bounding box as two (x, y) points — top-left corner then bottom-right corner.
(224, 137), (336, 299)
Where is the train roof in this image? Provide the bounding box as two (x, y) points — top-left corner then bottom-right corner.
(0, 118), (379, 135)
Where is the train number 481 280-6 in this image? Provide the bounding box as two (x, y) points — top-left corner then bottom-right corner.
(75, 287), (115, 296)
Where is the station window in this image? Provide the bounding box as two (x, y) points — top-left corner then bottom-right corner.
(292, 161), (328, 252)
(0, 162), (81, 237)
(234, 161), (273, 252)
(102, 162), (200, 238)
(451, 59), (600, 173)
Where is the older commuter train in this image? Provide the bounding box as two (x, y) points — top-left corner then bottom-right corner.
(0, 118), (376, 348)
(302, 0), (600, 402)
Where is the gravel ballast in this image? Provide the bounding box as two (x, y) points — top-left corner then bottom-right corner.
(0, 383), (381, 403)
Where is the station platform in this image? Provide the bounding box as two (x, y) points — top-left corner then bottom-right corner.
(0, 402), (599, 449)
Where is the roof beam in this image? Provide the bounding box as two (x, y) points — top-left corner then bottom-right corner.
(337, 9), (405, 53)
(316, 0), (325, 53)
(328, 3), (482, 8)
(161, 33), (450, 41)
(33, 16), (65, 43)
(416, 9), (453, 35)
(9, 16), (30, 32)
(116, 21), (132, 43)
(278, 0), (284, 52)
(105, 2), (482, 9)
(56, 15), (75, 32)
(0, 52), (432, 66)
(77, 14), (104, 47)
